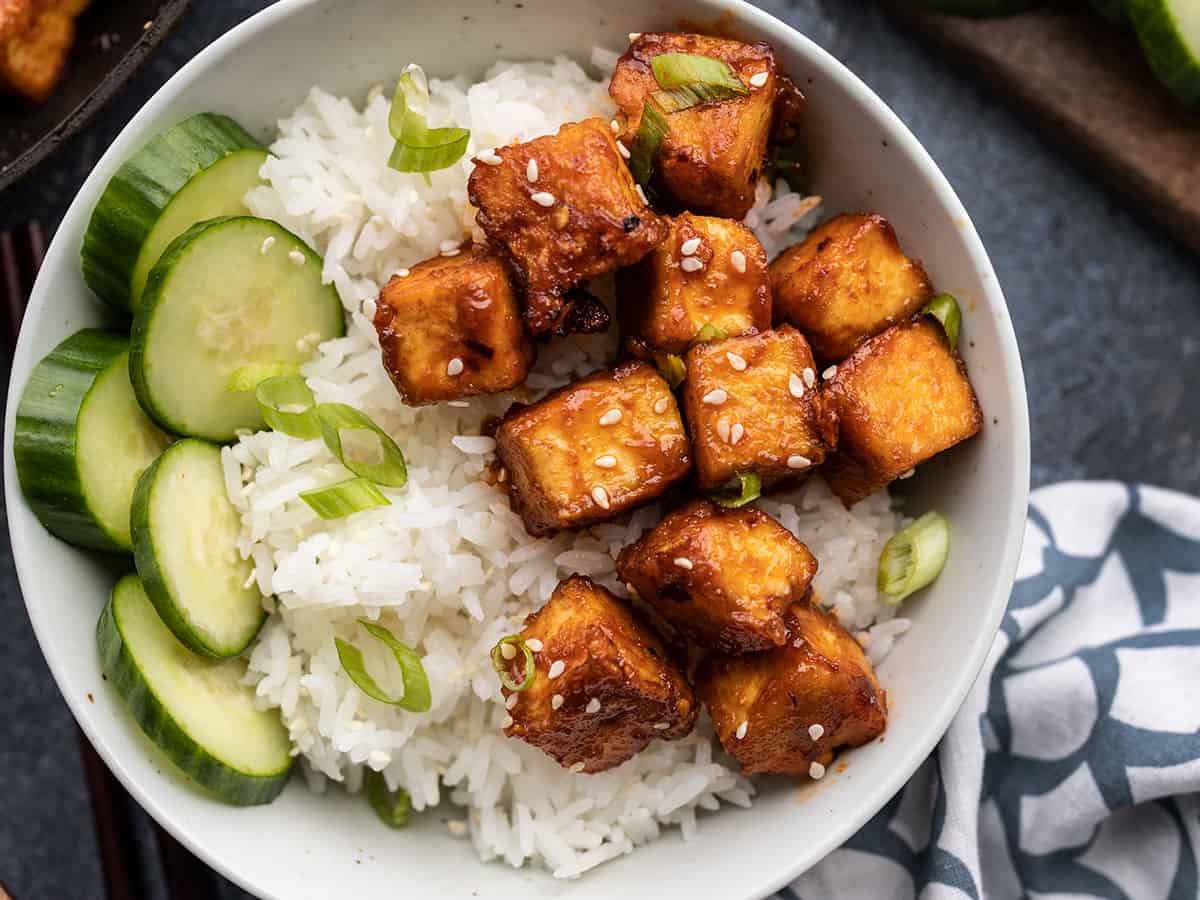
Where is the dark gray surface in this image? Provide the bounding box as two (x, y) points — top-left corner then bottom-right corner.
(2, 1), (1198, 897)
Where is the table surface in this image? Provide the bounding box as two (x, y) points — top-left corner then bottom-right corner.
(2, 1), (1198, 897)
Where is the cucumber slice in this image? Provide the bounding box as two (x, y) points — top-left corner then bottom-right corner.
(82, 113), (267, 313)
(97, 574), (292, 805)
(1129, 0), (1200, 106)
(14, 330), (171, 553)
(901, 0), (1040, 13)
(130, 216), (345, 442)
(131, 439), (265, 658)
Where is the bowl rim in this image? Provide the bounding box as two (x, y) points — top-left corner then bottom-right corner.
(4, 0), (1031, 896)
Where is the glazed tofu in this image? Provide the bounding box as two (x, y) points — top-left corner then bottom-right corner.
(769, 214), (934, 365)
(498, 575), (697, 773)
(696, 602), (887, 776)
(617, 213), (771, 357)
(0, 0), (87, 102)
(610, 33), (778, 219)
(373, 245), (535, 405)
(822, 316), (983, 507)
(495, 361), (691, 536)
(681, 326), (837, 492)
(467, 118), (668, 335)
(617, 499), (817, 654)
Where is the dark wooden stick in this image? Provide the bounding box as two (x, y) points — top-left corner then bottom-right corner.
(77, 733), (145, 900)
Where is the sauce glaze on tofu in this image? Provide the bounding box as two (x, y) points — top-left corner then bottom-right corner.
(499, 575), (697, 773)
(467, 117), (668, 335)
(617, 499), (818, 654)
(495, 361), (691, 536)
(696, 602), (887, 776)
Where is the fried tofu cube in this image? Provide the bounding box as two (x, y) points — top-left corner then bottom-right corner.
(617, 213), (771, 357)
(769, 214), (934, 365)
(681, 326), (837, 492)
(822, 316), (983, 507)
(372, 245), (535, 405)
(0, 0), (87, 103)
(696, 602), (887, 776)
(617, 499), (817, 654)
(498, 575), (697, 773)
(467, 118), (667, 335)
(0, 0), (34, 44)
(610, 33), (778, 219)
(495, 361), (691, 536)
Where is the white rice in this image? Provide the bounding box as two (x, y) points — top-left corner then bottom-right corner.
(232, 54), (902, 879)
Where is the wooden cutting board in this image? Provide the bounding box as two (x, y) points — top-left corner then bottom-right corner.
(881, 1), (1200, 257)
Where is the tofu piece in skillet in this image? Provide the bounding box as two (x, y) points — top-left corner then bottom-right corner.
(821, 316), (983, 508)
(609, 32), (779, 219)
(695, 602), (887, 776)
(497, 575), (697, 773)
(616, 499), (817, 654)
(372, 245), (535, 405)
(494, 361), (691, 537)
(467, 117), (668, 335)
(680, 326), (838, 492)
(616, 212), (771, 358)
(769, 213), (934, 366)
(0, 0), (88, 103)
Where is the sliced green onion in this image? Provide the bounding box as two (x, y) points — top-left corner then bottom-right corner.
(922, 293), (962, 351)
(335, 618), (432, 712)
(316, 403), (408, 488)
(490, 635), (535, 692)
(769, 139), (809, 194)
(710, 472), (762, 509)
(365, 770), (411, 829)
(300, 477), (390, 520)
(693, 323), (727, 344)
(650, 53), (749, 94)
(256, 376), (321, 439)
(229, 362), (300, 392)
(629, 99), (669, 188)
(651, 82), (746, 114)
(654, 352), (687, 389)
(878, 511), (951, 604)
(387, 63), (471, 174)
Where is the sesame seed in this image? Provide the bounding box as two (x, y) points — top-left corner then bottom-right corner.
(702, 389), (728, 405)
(467, 297), (492, 309)
(447, 819), (468, 836)
(610, 119), (620, 133)
(505, 693), (519, 710)
(673, 557), (694, 570)
(586, 698), (601, 714)
(500, 642), (517, 660)
(635, 184), (649, 205)
(395, 268), (410, 278)
(260, 236), (275, 255)
(626, 582), (638, 596)
(789, 373), (806, 398)
(748, 71), (769, 88)
(735, 720), (748, 740)
(730, 423), (745, 444)
(440, 239), (462, 253)
(599, 408), (622, 426)
(629, 32), (642, 41)
(551, 694), (564, 710)
(441, 248), (461, 257)
(809, 724), (825, 740)
(716, 417), (731, 443)
(653, 722), (671, 730)
(591, 486), (611, 510)
(570, 761), (586, 773)
(616, 141), (631, 159)
(680, 256), (704, 273)
(822, 365), (838, 380)
(730, 250), (747, 273)
(809, 761), (826, 779)
(526, 638), (544, 652)
(594, 455), (617, 469)
(803, 368), (816, 388)
(787, 455), (812, 470)
(288, 250), (306, 266)
(899, 468), (916, 480)
(653, 397), (669, 414)
(446, 357), (465, 376)
(524, 159), (538, 183)
(502, 714), (514, 728)
(476, 149), (502, 166)
(726, 352), (747, 371)
(680, 237), (702, 256)
(531, 191), (556, 207)
(548, 660), (566, 679)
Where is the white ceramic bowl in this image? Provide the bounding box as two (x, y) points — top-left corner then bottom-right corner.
(4, 1), (1030, 897)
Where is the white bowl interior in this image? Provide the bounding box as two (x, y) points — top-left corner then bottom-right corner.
(4, 0), (1030, 897)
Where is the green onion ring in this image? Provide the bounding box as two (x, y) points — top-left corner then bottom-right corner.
(710, 471), (762, 509)
(316, 403), (408, 488)
(256, 376), (321, 439)
(629, 99), (669, 188)
(490, 635), (535, 692)
(300, 477), (391, 520)
(365, 770), (411, 828)
(654, 352), (687, 389)
(335, 618), (432, 712)
(387, 63), (471, 174)
(877, 511), (951, 604)
(650, 53), (748, 94)
(693, 323), (727, 344)
(922, 293), (962, 351)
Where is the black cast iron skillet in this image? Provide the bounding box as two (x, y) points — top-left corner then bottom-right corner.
(0, 0), (192, 193)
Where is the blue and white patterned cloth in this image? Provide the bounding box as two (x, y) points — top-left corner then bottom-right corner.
(788, 482), (1200, 899)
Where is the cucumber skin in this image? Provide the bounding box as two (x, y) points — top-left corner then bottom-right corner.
(14, 330), (131, 553)
(81, 114), (264, 313)
(1129, 0), (1200, 106)
(96, 575), (292, 806)
(131, 439), (265, 658)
